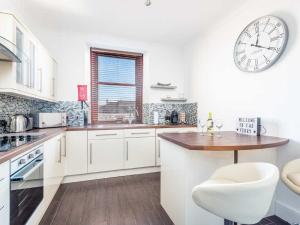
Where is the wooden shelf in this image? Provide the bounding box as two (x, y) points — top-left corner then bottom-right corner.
(150, 85), (177, 89)
(161, 98), (187, 102)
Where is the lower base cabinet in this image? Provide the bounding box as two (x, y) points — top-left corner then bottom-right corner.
(65, 131), (88, 176)
(26, 133), (66, 225)
(88, 139), (124, 173)
(125, 137), (156, 169)
(44, 134), (65, 204)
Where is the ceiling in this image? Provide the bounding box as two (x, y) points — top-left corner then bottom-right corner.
(12, 0), (245, 45)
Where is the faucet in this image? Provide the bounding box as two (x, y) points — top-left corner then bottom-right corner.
(128, 107), (139, 124)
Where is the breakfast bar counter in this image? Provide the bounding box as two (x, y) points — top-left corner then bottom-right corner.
(158, 131), (289, 225)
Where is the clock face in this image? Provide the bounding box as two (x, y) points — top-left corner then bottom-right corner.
(234, 16), (288, 72)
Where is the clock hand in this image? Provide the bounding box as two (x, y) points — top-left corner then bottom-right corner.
(250, 44), (269, 50)
(255, 28), (260, 46)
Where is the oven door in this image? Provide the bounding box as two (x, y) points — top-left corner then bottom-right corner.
(10, 154), (44, 225)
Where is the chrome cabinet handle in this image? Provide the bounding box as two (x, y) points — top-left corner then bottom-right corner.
(58, 139), (62, 163)
(126, 141), (129, 161)
(95, 133), (117, 137)
(158, 139), (161, 158)
(52, 77), (55, 97)
(38, 68), (43, 92)
(63, 136), (67, 157)
(90, 144), (93, 164)
(131, 132), (150, 135)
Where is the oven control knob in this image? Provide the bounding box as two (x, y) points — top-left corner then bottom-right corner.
(35, 149), (41, 155)
(28, 153), (34, 159)
(19, 159), (26, 165)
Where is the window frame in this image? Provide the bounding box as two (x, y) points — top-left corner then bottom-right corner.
(90, 48), (143, 124)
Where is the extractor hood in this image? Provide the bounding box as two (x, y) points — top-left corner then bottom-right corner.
(0, 36), (22, 63)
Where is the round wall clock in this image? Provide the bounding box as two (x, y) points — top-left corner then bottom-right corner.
(234, 15), (289, 72)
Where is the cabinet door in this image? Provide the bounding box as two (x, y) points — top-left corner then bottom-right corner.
(0, 13), (15, 44)
(43, 135), (64, 203)
(65, 131), (88, 176)
(36, 46), (56, 100)
(88, 139), (124, 173)
(125, 137), (156, 169)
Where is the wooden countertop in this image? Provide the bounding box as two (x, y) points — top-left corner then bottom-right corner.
(67, 124), (196, 131)
(0, 124), (196, 164)
(0, 128), (66, 164)
(158, 131), (289, 151)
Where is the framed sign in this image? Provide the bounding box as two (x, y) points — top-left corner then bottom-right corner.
(236, 117), (261, 136)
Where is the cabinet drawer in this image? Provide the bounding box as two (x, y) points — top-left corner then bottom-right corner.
(124, 129), (155, 138)
(88, 130), (124, 140)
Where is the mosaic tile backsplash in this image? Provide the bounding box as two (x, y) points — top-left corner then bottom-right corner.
(143, 103), (197, 125)
(0, 94), (197, 128)
(0, 94), (86, 127)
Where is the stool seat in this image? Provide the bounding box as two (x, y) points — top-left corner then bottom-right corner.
(192, 163), (279, 224)
(282, 158), (300, 195)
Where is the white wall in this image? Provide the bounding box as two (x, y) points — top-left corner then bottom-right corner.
(34, 30), (187, 102)
(184, 0), (300, 223)
(1, 0), (188, 103)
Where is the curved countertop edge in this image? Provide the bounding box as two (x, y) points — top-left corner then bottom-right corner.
(0, 128), (66, 164)
(158, 131), (289, 151)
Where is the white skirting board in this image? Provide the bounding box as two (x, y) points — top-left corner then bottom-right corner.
(63, 166), (161, 183)
(276, 200), (300, 224)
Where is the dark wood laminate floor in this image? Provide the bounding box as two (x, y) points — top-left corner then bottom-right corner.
(39, 173), (173, 225)
(40, 173), (290, 225)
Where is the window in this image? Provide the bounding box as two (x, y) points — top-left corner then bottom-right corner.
(90, 48), (143, 124)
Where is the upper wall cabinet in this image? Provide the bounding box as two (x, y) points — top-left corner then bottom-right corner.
(0, 12), (57, 101)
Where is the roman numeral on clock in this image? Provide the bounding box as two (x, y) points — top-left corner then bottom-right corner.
(270, 36), (281, 42)
(245, 32), (252, 38)
(246, 59), (251, 68)
(254, 22), (259, 33)
(268, 26), (277, 35)
(254, 59), (259, 70)
(264, 55), (271, 64)
(269, 47), (280, 53)
(236, 50), (245, 56)
(239, 55), (247, 64)
(263, 18), (270, 31)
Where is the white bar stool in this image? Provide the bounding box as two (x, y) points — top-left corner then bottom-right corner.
(282, 158), (300, 195)
(192, 162), (279, 225)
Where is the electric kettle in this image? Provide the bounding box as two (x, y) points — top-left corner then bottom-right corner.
(8, 115), (33, 133)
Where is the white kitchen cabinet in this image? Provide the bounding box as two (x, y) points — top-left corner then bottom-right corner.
(125, 137), (156, 169)
(88, 139), (124, 173)
(43, 134), (65, 204)
(0, 13), (15, 44)
(36, 46), (56, 101)
(0, 161), (9, 225)
(156, 127), (197, 166)
(0, 12), (56, 101)
(65, 131), (88, 176)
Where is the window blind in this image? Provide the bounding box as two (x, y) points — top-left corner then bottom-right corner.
(90, 48), (143, 124)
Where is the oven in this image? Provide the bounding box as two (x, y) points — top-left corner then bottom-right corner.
(10, 146), (44, 225)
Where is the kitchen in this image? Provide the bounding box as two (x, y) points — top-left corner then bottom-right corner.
(0, 0), (299, 225)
